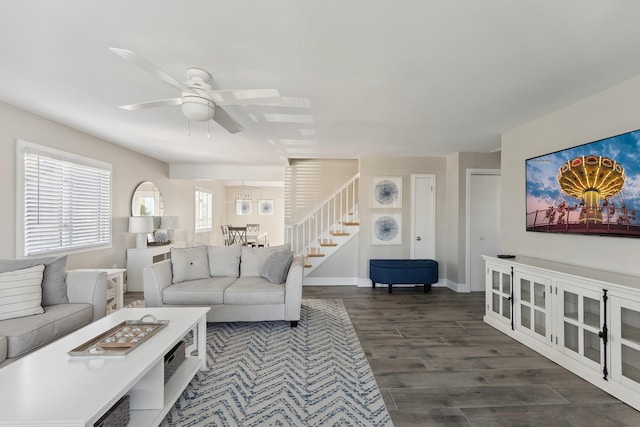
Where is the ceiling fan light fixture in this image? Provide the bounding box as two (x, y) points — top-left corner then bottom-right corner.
(181, 94), (215, 121)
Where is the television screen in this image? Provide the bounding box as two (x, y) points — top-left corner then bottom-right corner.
(526, 128), (640, 237)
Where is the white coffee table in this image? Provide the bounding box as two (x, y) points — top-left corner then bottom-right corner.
(0, 307), (210, 426)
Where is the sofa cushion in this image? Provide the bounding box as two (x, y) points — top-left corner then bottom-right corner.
(208, 244), (241, 277)
(0, 303), (92, 358)
(171, 246), (210, 283)
(261, 250), (294, 284)
(163, 277), (236, 305)
(0, 256), (68, 305)
(0, 265), (46, 321)
(224, 277), (286, 305)
(240, 244), (291, 277)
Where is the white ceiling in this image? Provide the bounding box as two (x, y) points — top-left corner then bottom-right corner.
(2, 1), (640, 170)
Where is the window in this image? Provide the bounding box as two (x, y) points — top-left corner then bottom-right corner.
(195, 187), (213, 233)
(17, 140), (112, 256)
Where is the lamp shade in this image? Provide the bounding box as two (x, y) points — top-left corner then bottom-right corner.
(181, 97), (215, 121)
(160, 216), (180, 230)
(128, 216), (154, 233)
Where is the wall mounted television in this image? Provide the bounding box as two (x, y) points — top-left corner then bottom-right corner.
(526, 128), (640, 238)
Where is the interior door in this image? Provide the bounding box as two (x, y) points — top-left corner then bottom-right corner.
(411, 174), (435, 259)
(468, 171), (501, 292)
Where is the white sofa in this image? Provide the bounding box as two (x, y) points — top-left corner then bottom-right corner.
(143, 244), (304, 327)
(0, 256), (107, 367)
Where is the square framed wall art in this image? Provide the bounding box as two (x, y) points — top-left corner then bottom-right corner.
(258, 199), (274, 215)
(371, 213), (402, 245)
(371, 176), (402, 208)
(235, 199), (252, 216)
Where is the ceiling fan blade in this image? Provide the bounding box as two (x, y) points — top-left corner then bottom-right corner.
(209, 89), (281, 106)
(119, 98), (183, 111)
(109, 47), (191, 93)
(213, 106), (243, 133)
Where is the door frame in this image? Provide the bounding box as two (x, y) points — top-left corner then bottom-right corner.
(410, 174), (436, 259)
(465, 168), (501, 292)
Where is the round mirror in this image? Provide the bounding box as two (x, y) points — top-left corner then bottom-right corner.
(131, 181), (164, 216)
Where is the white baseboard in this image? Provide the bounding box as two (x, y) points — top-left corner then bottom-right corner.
(304, 277), (469, 293)
(445, 279), (469, 293)
(302, 277), (358, 286)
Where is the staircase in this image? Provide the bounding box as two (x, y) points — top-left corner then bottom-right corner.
(285, 174), (359, 275)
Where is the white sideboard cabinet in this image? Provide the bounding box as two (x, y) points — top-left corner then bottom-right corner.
(127, 242), (185, 292)
(483, 255), (640, 411)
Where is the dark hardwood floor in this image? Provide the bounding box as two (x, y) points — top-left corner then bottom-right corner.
(302, 286), (640, 427)
(124, 286), (640, 426)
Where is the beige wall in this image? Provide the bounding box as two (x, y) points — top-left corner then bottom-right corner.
(358, 156), (448, 281)
(224, 186), (285, 246)
(285, 159), (358, 224)
(302, 154), (501, 285)
(501, 76), (640, 277)
(0, 102), (222, 269)
(2, 98), (507, 286)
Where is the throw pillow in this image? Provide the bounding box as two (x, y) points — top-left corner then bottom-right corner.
(171, 246), (210, 284)
(240, 244), (291, 277)
(260, 250), (294, 284)
(208, 244), (242, 277)
(0, 256), (68, 306)
(154, 229), (169, 243)
(0, 264), (45, 321)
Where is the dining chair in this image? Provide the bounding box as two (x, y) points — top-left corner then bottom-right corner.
(245, 224), (259, 247)
(221, 224), (231, 246)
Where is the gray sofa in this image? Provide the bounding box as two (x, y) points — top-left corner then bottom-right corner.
(0, 256), (107, 367)
(143, 244), (304, 327)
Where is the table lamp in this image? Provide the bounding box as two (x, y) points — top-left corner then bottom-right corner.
(160, 216), (180, 242)
(128, 216), (154, 248)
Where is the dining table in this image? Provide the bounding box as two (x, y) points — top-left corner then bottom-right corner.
(227, 226), (268, 246)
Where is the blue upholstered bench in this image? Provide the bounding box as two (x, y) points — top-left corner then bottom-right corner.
(369, 259), (438, 294)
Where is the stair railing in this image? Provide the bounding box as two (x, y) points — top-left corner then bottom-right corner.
(286, 173), (359, 255)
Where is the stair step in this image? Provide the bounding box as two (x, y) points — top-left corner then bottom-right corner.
(342, 222), (360, 226)
(306, 247), (325, 257)
(319, 241), (338, 247)
(331, 231), (350, 236)
(307, 252), (325, 257)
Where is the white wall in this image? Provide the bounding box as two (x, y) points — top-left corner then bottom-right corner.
(501, 75), (640, 277)
(0, 102), (223, 269)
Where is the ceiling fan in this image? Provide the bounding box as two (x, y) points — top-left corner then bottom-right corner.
(109, 47), (281, 134)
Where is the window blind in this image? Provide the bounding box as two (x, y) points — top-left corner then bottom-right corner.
(23, 150), (111, 256)
(284, 159), (358, 224)
(195, 188), (212, 232)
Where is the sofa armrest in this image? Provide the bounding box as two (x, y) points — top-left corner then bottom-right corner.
(143, 260), (173, 307)
(66, 270), (107, 322)
(284, 255), (304, 321)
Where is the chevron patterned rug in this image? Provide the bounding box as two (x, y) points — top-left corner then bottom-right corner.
(161, 299), (393, 426)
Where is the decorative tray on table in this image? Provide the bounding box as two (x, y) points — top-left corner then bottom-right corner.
(68, 314), (169, 357)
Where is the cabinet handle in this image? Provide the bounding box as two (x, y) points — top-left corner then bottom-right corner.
(600, 289), (609, 381)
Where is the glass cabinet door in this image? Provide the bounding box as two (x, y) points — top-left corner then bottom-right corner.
(559, 282), (605, 370)
(487, 263), (512, 325)
(612, 297), (640, 388)
(515, 272), (551, 344)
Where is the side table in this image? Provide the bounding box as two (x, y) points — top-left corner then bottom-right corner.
(74, 268), (127, 313)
